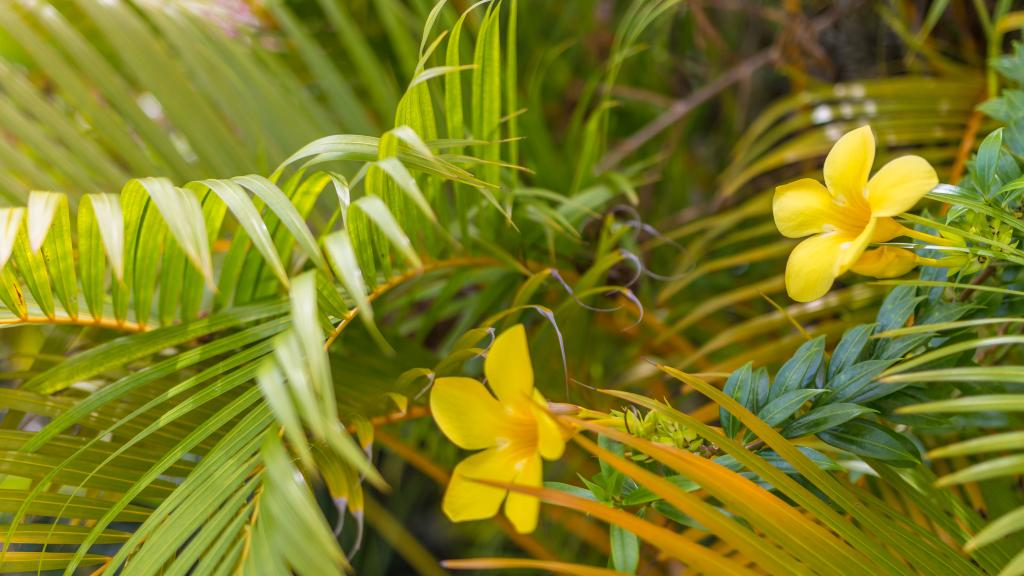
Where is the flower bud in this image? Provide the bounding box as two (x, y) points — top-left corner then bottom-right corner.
(850, 246), (918, 278)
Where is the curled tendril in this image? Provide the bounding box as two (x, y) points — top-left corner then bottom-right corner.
(549, 263), (644, 331)
(617, 249), (645, 288)
(618, 288), (645, 331)
(475, 327), (497, 359)
(610, 204), (686, 251)
(549, 268), (623, 313)
(529, 305), (571, 399)
(604, 205), (694, 281)
(412, 372), (436, 401)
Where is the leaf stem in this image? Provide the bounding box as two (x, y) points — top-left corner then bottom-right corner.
(0, 314), (147, 333)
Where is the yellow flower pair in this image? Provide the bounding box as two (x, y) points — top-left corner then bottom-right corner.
(428, 126), (944, 532)
(430, 324), (565, 533)
(774, 125), (939, 302)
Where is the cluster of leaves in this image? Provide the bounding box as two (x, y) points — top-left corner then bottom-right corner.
(526, 364), (1019, 576)
(938, 42), (1024, 264)
(723, 284), (975, 468)
(546, 434), (700, 574)
(0, 1), (671, 572)
(708, 31), (1024, 573)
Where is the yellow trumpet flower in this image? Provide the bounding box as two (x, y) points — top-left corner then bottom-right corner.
(850, 246), (919, 278)
(773, 125), (938, 302)
(430, 324), (566, 533)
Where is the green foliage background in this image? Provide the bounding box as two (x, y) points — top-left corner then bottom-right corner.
(0, 0), (1022, 574)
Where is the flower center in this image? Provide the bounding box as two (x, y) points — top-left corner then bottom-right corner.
(495, 403), (539, 455)
(830, 200), (873, 235)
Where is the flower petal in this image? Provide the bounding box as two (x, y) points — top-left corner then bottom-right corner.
(871, 217), (906, 243)
(773, 178), (841, 238)
(851, 246), (918, 278)
(784, 219), (874, 303)
(836, 217), (877, 273)
(485, 324), (534, 404)
(786, 233), (846, 302)
(442, 447), (517, 522)
(531, 391), (566, 460)
(824, 125), (874, 205)
(866, 155), (938, 217)
(504, 453), (542, 533)
(431, 377), (503, 450)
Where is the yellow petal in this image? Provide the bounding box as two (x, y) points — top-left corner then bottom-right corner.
(836, 216), (877, 273)
(851, 246), (918, 278)
(871, 217), (906, 243)
(531, 391), (566, 460)
(431, 377), (503, 450)
(824, 125), (874, 206)
(786, 233), (846, 302)
(784, 218), (874, 303)
(504, 453), (542, 533)
(773, 178), (840, 238)
(485, 324), (534, 404)
(866, 155), (938, 217)
(442, 447), (517, 522)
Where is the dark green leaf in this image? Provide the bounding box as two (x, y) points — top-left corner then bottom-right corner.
(721, 362), (753, 438)
(610, 525), (639, 574)
(619, 475), (700, 506)
(828, 324), (874, 380)
(773, 336), (825, 399)
(819, 420), (920, 466)
(757, 389), (826, 428)
(827, 360), (896, 404)
(876, 286), (923, 332)
(543, 482), (597, 502)
(782, 404), (877, 438)
(975, 128), (1003, 195)
(714, 447), (842, 475)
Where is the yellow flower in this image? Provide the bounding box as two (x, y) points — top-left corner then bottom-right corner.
(773, 125), (938, 302)
(430, 324), (565, 533)
(850, 246), (919, 278)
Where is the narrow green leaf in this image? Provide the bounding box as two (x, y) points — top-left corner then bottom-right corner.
(233, 174), (328, 274)
(782, 404), (877, 438)
(829, 324), (874, 379)
(32, 193), (77, 318)
(772, 336), (825, 399)
(133, 178), (214, 286)
(757, 389), (826, 428)
(975, 128), (1003, 192)
(610, 525), (639, 574)
(22, 302), (286, 394)
(63, 386), (266, 575)
(966, 505), (1024, 551)
(323, 230), (391, 352)
(898, 394), (1024, 413)
(85, 194), (124, 281)
(0, 208), (23, 273)
(819, 420), (920, 466)
(26, 191), (59, 252)
(11, 225), (54, 318)
(936, 455), (1024, 486)
(350, 196), (423, 267)
(375, 157), (438, 222)
(929, 431), (1024, 458)
(721, 362), (753, 438)
(201, 179), (289, 286)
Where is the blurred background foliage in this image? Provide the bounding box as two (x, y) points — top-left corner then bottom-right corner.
(0, 0), (1022, 574)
